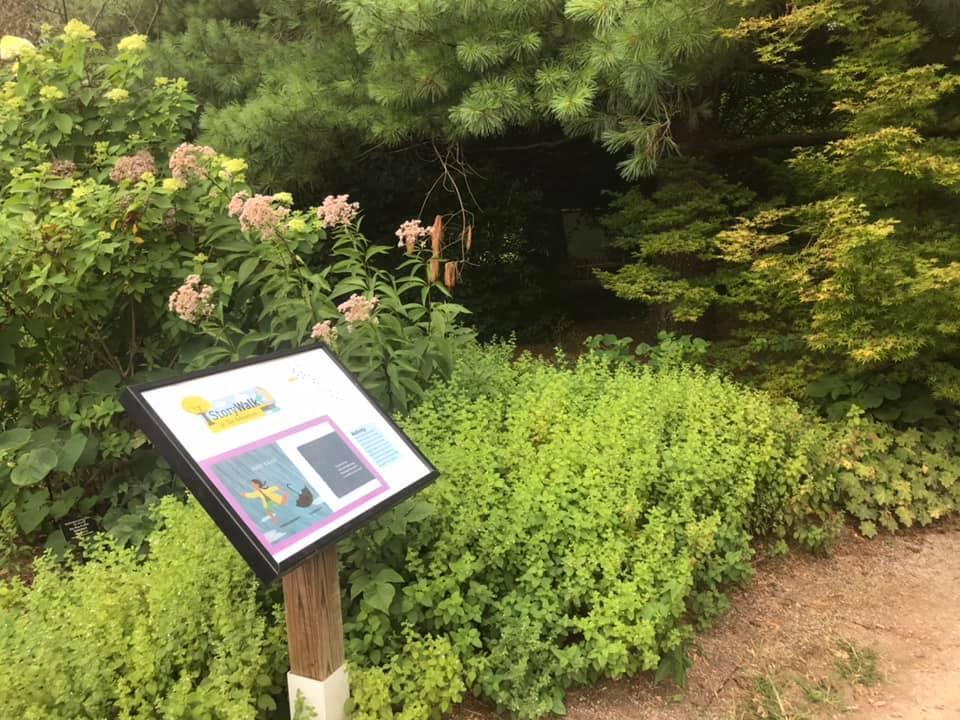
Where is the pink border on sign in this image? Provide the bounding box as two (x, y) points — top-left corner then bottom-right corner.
(198, 416), (389, 556)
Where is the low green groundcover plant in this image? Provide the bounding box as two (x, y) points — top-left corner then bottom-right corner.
(0, 497), (289, 719)
(3, 346), (959, 720)
(343, 345), (844, 718)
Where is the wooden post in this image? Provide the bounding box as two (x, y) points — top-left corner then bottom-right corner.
(283, 544), (348, 719)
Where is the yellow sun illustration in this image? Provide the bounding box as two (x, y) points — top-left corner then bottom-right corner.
(181, 395), (212, 414)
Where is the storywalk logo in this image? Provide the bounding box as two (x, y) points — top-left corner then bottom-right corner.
(180, 387), (279, 432)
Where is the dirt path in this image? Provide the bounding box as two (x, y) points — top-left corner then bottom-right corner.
(457, 521), (960, 720)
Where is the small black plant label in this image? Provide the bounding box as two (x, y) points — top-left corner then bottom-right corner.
(62, 516), (99, 544)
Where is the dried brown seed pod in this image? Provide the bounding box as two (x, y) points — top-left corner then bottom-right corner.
(444, 261), (457, 289)
(431, 214), (442, 258)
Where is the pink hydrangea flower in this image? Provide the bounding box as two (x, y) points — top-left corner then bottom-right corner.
(316, 194), (359, 227)
(310, 320), (338, 343)
(395, 219), (430, 252)
(168, 274), (214, 324)
(234, 193), (290, 239)
(109, 150), (157, 183)
(227, 191), (248, 218)
(169, 143), (216, 181)
(337, 294), (379, 324)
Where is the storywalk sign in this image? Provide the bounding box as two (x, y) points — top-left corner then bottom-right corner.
(121, 344), (438, 719)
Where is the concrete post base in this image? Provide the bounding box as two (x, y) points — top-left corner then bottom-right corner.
(287, 666), (349, 720)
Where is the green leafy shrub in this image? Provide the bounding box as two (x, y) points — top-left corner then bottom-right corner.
(182, 223), (473, 414)
(0, 23), (201, 547)
(715, 4), (960, 406)
(596, 158), (756, 323)
(584, 331), (710, 371)
(339, 346), (843, 718)
(0, 497), (288, 719)
(582, 333), (637, 364)
(805, 371), (955, 426)
(0, 22), (471, 547)
(635, 332), (710, 371)
(836, 413), (960, 537)
(5, 346), (958, 719)
(348, 631), (466, 720)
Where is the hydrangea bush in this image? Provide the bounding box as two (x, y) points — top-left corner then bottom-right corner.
(0, 22), (472, 548)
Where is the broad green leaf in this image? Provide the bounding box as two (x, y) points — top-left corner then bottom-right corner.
(0, 428), (31, 452)
(237, 257), (259, 286)
(88, 368), (121, 394)
(364, 581), (396, 614)
(56, 433), (88, 473)
(30, 426), (58, 445)
(374, 567), (404, 584)
(14, 489), (50, 533)
(856, 388), (884, 409)
(211, 233), (250, 252)
(11, 447), (59, 486)
(50, 486), (85, 519)
(78, 436), (100, 466)
(404, 500), (434, 522)
(44, 177), (73, 190)
(44, 528), (67, 555)
(0, 324), (19, 365)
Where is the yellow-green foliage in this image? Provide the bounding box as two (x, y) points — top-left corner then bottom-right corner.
(718, 0), (960, 402)
(837, 414), (960, 537)
(347, 631), (465, 720)
(603, 1), (960, 406)
(0, 497), (288, 719)
(597, 158), (756, 322)
(341, 347), (960, 718)
(339, 346), (844, 718)
(3, 348), (959, 720)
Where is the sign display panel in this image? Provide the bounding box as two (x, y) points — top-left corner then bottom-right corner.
(121, 345), (437, 581)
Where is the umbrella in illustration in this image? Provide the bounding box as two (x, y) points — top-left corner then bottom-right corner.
(287, 483), (314, 508)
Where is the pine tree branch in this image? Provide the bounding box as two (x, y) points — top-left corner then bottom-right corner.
(489, 138), (575, 152)
(34, 3), (63, 22)
(687, 126), (960, 156)
(691, 130), (848, 155)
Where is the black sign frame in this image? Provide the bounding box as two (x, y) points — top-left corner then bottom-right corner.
(121, 343), (439, 582)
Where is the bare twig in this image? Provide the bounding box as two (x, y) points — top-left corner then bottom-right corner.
(708, 663), (743, 705)
(490, 138), (574, 152)
(125, 305), (138, 377)
(35, 3), (62, 17)
(91, 0), (111, 29)
(145, 0), (164, 37)
(97, 337), (127, 378)
(416, 141), (482, 278)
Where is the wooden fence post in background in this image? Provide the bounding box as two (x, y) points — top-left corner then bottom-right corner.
(283, 544), (349, 720)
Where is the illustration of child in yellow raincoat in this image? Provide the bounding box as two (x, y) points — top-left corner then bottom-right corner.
(242, 479), (288, 524)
